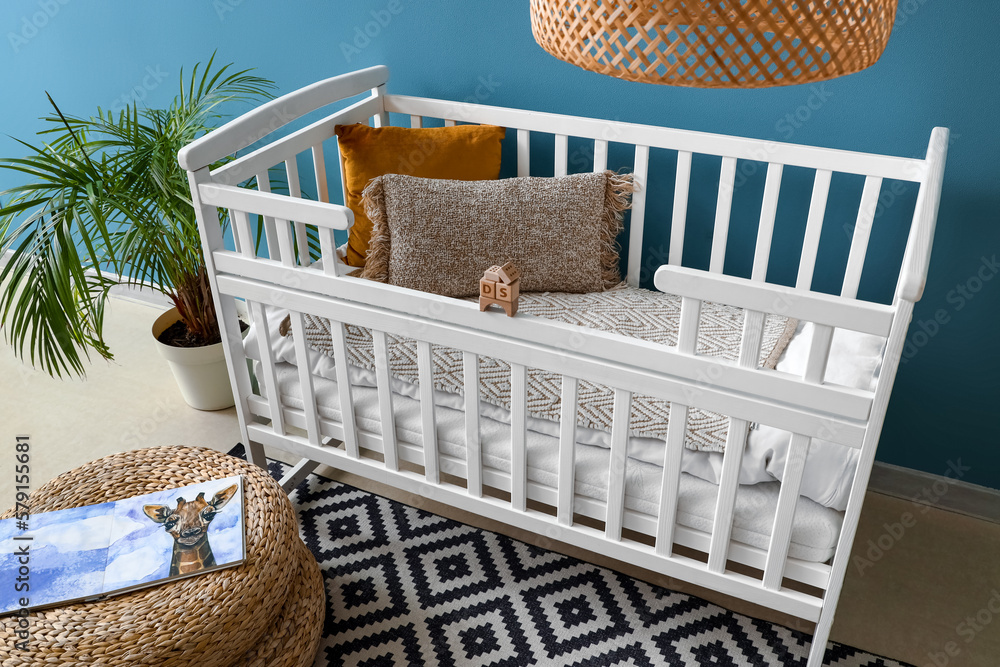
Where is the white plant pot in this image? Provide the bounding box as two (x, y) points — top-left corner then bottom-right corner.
(152, 307), (239, 411)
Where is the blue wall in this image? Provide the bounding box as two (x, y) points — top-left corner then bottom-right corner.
(2, 1), (997, 489)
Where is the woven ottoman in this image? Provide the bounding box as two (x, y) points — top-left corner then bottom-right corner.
(0, 446), (324, 667)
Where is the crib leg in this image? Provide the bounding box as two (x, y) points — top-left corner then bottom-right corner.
(279, 457), (320, 493)
(806, 605), (835, 667)
(247, 440), (268, 470)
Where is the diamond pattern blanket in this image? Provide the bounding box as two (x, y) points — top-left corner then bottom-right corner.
(284, 283), (797, 453)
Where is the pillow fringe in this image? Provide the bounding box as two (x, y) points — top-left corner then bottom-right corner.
(601, 170), (634, 289)
(359, 176), (391, 284)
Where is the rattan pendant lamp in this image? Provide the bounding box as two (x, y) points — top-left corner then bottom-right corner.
(530, 0), (898, 88)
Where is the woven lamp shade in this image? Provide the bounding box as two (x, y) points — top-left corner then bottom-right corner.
(530, 0), (897, 88)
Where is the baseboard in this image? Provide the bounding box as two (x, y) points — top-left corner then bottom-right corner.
(869, 461), (1000, 524)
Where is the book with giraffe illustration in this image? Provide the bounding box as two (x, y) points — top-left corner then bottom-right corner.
(0, 476), (245, 614)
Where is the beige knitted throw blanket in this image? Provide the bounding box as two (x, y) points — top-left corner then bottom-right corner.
(281, 283), (797, 453)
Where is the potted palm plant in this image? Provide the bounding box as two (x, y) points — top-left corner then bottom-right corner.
(0, 56), (275, 409)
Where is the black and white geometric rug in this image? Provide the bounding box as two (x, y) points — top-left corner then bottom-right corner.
(230, 446), (911, 667)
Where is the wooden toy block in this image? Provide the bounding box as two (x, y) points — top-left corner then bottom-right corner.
(484, 265), (503, 283)
(495, 278), (520, 302)
(496, 261), (520, 284)
(479, 278), (497, 298)
(479, 296), (518, 317)
(479, 263), (520, 317)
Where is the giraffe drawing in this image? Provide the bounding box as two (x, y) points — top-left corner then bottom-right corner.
(142, 483), (238, 577)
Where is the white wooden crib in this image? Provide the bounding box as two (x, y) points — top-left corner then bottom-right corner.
(179, 65), (947, 664)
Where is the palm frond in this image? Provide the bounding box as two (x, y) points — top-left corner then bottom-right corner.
(0, 55), (275, 376)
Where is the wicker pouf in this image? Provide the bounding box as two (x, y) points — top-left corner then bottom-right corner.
(0, 446), (324, 667)
(236, 540), (325, 667)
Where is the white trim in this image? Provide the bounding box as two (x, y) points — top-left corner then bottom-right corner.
(870, 462), (1000, 525)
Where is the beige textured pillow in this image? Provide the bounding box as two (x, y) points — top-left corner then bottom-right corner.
(359, 171), (633, 298)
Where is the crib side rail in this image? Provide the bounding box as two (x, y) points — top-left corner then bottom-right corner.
(214, 254), (874, 441)
(198, 183), (354, 230)
(654, 265), (895, 337)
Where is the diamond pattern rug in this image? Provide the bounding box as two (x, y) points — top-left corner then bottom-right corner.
(230, 445), (911, 667)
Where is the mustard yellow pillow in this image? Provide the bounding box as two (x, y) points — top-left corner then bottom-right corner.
(335, 123), (506, 267)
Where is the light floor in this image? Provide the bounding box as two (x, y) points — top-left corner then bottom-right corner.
(1, 295), (997, 667)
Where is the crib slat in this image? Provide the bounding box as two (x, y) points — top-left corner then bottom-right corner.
(752, 163), (783, 281)
(410, 115), (422, 129)
(593, 139), (608, 172)
(803, 324), (834, 384)
(555, 134), (568, 176)
(288, 311), (322, 446)
(373, 85), (390, 127)
(708, 299), (766, 572)
(275, 219), (296, 267)
(557, 376), (579, 526)
(796, 169), (832, 290)
(249, 302), (285, 435)
(669, 151), (693, 266)
(228, 211), (243, 256)
(233, 209), (255, 258)
(284, 157), (311, 267)
(655, 403), (688, 556)
(318, 228), (340, 276)
(710, 156), (738, 273)
(285, 155), (302, 200)
(510, 363), (528, 512)
(708, 417), (750, 573)
(335, 136), (349, 211)
(331, 320), (359, 457)
(763, 433), (812, 589)
(842, 176), (883, 298)
(255, 171), (280, 260)
(739, 310), (767, 369)
(606, 389), (632, 541)
(373, 330), (398, 471)
(626, 145), (650, 287)
(463, 352), (483, 498)
(417, 341), (439, 484)
(517, 129), (530, 177)
(312, 143), (330, 204)
(678, 297), (702, 354)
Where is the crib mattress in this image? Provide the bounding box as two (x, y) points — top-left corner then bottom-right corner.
(261, 360), (843, 563)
